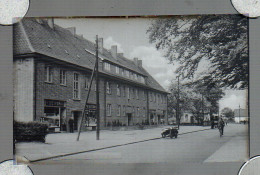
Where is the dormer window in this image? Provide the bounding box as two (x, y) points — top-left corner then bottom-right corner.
(116, 66), (120, 74)
(104, 62), (111, 71)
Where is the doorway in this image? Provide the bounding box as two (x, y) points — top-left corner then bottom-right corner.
(127, 113), (132, 126)
(72, 111), (82, 131)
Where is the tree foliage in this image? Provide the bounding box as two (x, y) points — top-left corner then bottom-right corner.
(168, 80), (225, 125)
(221, 107), (234, 119)
(147, 15), (248, 89)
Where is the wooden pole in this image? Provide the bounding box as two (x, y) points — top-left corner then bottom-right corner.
(76, 57), (97, 141)
(96, 35), (100, 140)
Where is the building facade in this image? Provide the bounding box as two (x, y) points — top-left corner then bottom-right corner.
(234, 108), (248, 123)
(13, 18), (168, 131)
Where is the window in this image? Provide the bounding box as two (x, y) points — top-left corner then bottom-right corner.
(125, 70), (130, 77)
(132, 88), (135, 99)
(117, 84), (121, 96)
(137, 107), (140, 117)
(150, 92), (153, 102)
(104, 62), (111, 71)
(123, 105), (126, 116)
(130, 72), (133, 79)
(59, 70), (66, 85)
(127, 87), (130, 99)
(116, 66), (120, 74)
(122, 86), (126, 97)
(73, 73), (80, 99)
(136, 89), (139, 99)
(93, 80), (97, 91)
(106, 82), (111, 94)
(45, 66), (53, 83)
(134, 74), (137, 80)
(121, 69), (125, 76)
(143, 91), (146, 101)
(140, 76), (145, 83)
(117, 105), (121, 116)
(84, 76), (89, 89)
(107, 104), (112, 116)
(143, 107), (146, 117)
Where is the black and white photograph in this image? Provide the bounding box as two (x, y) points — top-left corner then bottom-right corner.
(13, 15), (249, 174)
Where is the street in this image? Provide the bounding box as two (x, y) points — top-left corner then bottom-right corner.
(28, 124), (248, 175)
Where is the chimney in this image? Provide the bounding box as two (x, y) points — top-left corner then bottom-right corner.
(78, 34), (84, 39)
(134, 57), (138, 65)
(66, 27), (76, 36)
(118, 53), (124, 57)
(47, 18), (54, 29)
(98, 38), (103, 54)
(111, 45), (117, 60)
(138, 60), (142, 67)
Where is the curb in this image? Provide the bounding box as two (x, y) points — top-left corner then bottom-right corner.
(28, 127), (211, 163)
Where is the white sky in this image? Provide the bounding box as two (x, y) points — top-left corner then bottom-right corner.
(55, 18), (247, 111)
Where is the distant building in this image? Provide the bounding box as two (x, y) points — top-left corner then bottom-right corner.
(180, 111), (210, 125)
(234, 108), (248, 123)
(13, 18), (168, 132)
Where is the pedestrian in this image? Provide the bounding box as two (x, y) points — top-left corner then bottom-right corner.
(218, 118), (225, 137)
(69, 118), (74, 133)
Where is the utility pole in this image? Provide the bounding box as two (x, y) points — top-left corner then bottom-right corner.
(95, 35), (100, 140)
(201, 93), (204, 126)
(177, 75), (180, 129)
(239, 104), (241, 123)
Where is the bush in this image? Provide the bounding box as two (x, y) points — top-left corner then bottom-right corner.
(14, 121), (48, 143)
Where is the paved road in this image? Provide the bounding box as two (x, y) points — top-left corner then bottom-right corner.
(31, 124), (248, 175)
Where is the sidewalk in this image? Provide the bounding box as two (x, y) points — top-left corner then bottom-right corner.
(15, 125), (210, 162)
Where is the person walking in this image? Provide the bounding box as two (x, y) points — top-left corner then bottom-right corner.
(218, 118), (225, 137)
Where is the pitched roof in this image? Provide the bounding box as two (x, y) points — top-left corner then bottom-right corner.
(13, 18), (167, 93)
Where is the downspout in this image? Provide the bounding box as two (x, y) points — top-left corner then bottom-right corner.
(33, 58), (37, 121)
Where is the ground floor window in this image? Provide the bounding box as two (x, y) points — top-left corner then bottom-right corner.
(107, 104), (112, 116)
(42, 100), (66, 131)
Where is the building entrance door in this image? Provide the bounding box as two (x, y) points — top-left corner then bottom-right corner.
(73, 111), (82, 131)
(127, 113), (132, 126)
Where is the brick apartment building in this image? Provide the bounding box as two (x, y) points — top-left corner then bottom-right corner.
(13, 18), (168, 131)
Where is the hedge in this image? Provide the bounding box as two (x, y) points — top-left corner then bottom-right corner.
(14, 121), (48, 143)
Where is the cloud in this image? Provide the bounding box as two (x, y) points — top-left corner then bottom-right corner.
(130, 46), (177, 89)
(219, 90), (247, 110)
(104, 36), (124, 53)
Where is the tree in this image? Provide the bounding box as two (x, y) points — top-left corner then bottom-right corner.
(221, 107), (234, 120)
(147, 15), (248, 89)
(168, 80), (190, 127)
